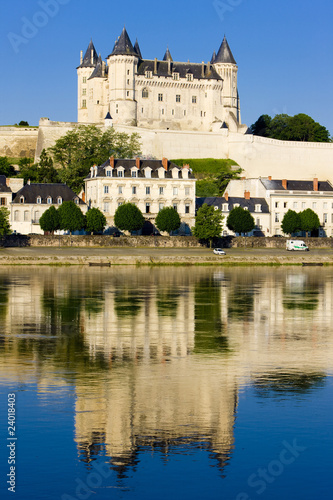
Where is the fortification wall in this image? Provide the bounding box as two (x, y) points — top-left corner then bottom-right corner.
(0, 127), (39, 158)
(30, 118), (333, 183)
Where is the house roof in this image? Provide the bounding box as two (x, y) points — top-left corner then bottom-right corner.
(137, 60), (221, 81)
(214, 35), (236, 64)
(12, 184), (86, 205)
(196, 196), (270, 213)
(86, 159), (196, 180)
(0, 175), (11, 193)
(109, 27), (138, 57)
(260, 179), (333, 192)
(78, 39), (98, 68)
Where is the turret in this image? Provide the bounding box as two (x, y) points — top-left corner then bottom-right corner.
(77, 40), (99, 122)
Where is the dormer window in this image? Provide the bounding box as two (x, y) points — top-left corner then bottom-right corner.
(47, 197), (52, 204)
(145, 71), (152, 79)
(255, 204), (262, 212)
(131, 167), (138, 178)
(222, 204), (228, 211)
(172, 72), (179, 80)
(233, 203), (240, 208)
(187, 73), (193, 82)
(36, 196), (41, 204)
(171, 168), (179, 179)
(144, 168), (152, 178)
(117, 168), (124, 177)
(57, 197), (62, 205)
(74, 198), (79, 204)
(106, 169), (112, 177)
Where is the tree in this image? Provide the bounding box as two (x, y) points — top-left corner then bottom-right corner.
(155, 207), (181, 234)
(0, 157), (16, 177)
(299, 208), (320, 236)
(57, 201), (85, 234)
(227, 206), (255, 235)
(193, 203), (224, 247)
(39, 206), (60, 234)
(250, 114), (272, 137)
(0, 207), (11, 236)
(114, 203), (145, 233)
(85, 208), (107, 234)
(18, 151), (59, 184)
(18, 120), (29, 126)
(50, 125), (141, 193)
(281, 210), (302, 235)
(215, 165), (243, 195)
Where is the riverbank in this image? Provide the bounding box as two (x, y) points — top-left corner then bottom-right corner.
(0, 247), (332, 266)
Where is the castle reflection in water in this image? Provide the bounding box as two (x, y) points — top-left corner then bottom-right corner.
(0, 266), (332, 474)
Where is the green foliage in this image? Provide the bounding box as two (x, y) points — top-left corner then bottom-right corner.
(57, 201), (85, 234)
(50, 125), (141, 193)
(281, 210), (302, 235)
(114, 203), (145, 232)
(18, 120), (29, 126)
(155, 207), (181, 234)
(193, 203), (224, 244)
(171, 158), (242, 197)
(250, 113), (331, 142)
(18, 150), (59, 184)
(85, 208), (107, 234)
(39, 206), (60, 234)
(0, 207), (11, 236)
(0, 157), (16, 177)
(299, 208), (320, 234)
(227, 206), (255, 234)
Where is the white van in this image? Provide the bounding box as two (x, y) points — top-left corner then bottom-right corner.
(286, 240), (309, 251)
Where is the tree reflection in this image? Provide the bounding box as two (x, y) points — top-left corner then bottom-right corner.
(253, 372), (326, 398)
(0, 276), (10, 322)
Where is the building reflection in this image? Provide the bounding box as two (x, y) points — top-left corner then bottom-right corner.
(0, 267), (332, 475)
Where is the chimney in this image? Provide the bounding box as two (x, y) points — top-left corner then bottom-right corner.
(162, 157), (168, 170)
(102, 61), (105, 77)
(91, 49), (94, 65)
(207, 61), (211, 75)
(282, 179), (287, 189)
(224, 192), (229, 201)
(244, 190), (250, 200)
(110, 156), (115, 168)
(268, 175), (272, 181)
(313, 178), (318, 191)
(154, 58), (158, 74)
(182, 163), (190, 169)
(168, 59), (171, 75)
(80, 50), (83, 64)
(201, 61), (205, 78)
(81, 191), (85, 203)
(6, 178), (10, 186)
(136, 157), (140, 169)
(27, 179), (31, 185)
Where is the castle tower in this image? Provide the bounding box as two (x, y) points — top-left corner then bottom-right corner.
(77, 40), (99, 122)
(106, 28), (139, 126)
(212, 36), (241, 129)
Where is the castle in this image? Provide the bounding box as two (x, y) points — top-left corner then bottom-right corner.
(77, 28), (246, 133)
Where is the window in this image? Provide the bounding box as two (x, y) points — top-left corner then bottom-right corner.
(104, 186), (109, 194)
(146, 203), (150, 213)
(233, 203), (239, 208)
(173, 203), (178, 211)
(284, 202), (287, 208)
(132, 170), (137, 177)
(0, 198), (6, 206)
(255, 204), (261, 212)
(323, 202), (328, 209)
(142, 88), (149, 98)
(74, 198), (79, 204)
(222, 204), (228, 211)
(118, 202), (123, 207)
(14, 211), (19, 221)
(103, 202), (109, 213)
(172, 73), (179, 80)
(158, 93), (163, 102)
(256, 218), (260, 227)
(185, 204), (190, 214)
(132, 186), (136, 195)
(82, 88), (86, 96)
(146, 187), (150, 195)
(172, 109), (175, 115)
(302, 202), (306, 209)
(192, 96), (197, 104)
(161, 109), (164, 115)
(127, 79), (130, 85)
(24, 211), (29, 222)
(184, 110), (186, 116)
(159, 187), (164, 195)
(34, 211), (40, 222)
(47, 197), (52, 204)
(293, 202), (298, 209)
(83, 77), (86, 84)
(173, 187), (178, 196)
(127, 70), (130, 75)
(145, 71), (152, 78)
(36, 197), (41, 204)
(126, 91), (129, 97)
(117, 170), (123, 177)
(176, 95), (181, 103)
(118, 186), (123, 194)
(323, 213), (328, 224)
(187, 74), (193, 82)
(159, 203), (164, 211)
(106, 170), (111, 177)
(312, 202), (317, 209)
(145, 169), (151, 178)
(82, 99), (86, 108)
(275, 202), (279, 208)
(275, 213), (280, 223)
(57, 197), (62, 205)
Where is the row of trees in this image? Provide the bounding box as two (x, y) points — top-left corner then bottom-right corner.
(281, 209), (320, 236)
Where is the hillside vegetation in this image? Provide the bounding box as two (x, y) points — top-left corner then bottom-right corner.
(171, 158), (242, 197)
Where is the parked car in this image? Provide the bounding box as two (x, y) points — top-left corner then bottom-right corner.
(213, 248), (226, 255)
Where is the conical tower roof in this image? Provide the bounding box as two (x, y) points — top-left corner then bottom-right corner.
(210, 50), (216, 64)
(134, 38), (142, 59)
(110, 27), (137, 57)
(163, 47), (173, 62)
(79, 39), (98, 68)
(88, 55), (106, 79)
(214, 35), (236, 64)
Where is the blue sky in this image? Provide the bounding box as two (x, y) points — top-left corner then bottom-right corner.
(1, 0), (333, 134)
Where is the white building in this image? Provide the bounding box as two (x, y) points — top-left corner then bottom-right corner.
(85, 157), (196, 234)
(77, 28), (246, 133)
(225, 177), (333, 236)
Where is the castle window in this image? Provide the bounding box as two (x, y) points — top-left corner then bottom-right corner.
(145, 169), (152, 178)
(142, 88), (149, 98)
(192, 96), (197, 104)
(82, 88), (86, 96)
(82, 99), (87, 108)
(74, 198), (79, 204)
(34, 211), (40, 222)
(83, 77), (86, 83)
(275, 213), (280, 222)
(127, 91), (129, 97)
(127, 79), (130, 85)
(127, 70), (130, 75)
(176, 95), (181, 103)
(47, 197), (52, 204)
(158, 93), (163, 102)
(145, 71), (152, 78)
(97, 100), (99, 104)
(184, 110), (186, 116)
(161, 109), (164, 115)
(172, 73), (179, 80)
(172, 109), (174, 115)
(104, 202), (109, 213)
(187, 74), (193, 82)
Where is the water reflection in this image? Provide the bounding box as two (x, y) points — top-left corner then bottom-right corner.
(0, 266), (333, 478)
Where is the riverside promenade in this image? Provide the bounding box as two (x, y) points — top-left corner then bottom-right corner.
(0, 247), (332, 266)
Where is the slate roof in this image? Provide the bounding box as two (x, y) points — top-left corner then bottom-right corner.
(215, 36), (236, 64)
(78, 40), (98, 68)
(134, 39), (142, 59)
(88, 54), (107, 80)
(0, 175), (12, 193)
(12, 184), (86, 205)
(109, 27), (138, 57)
(86, 159), (195, 180)
(137, 60), (221, 81)
(105, 112), (112, 120)
(163, 47), (173, 62)
(196, 197), (270, 213)
(260, 179), (333, 192)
